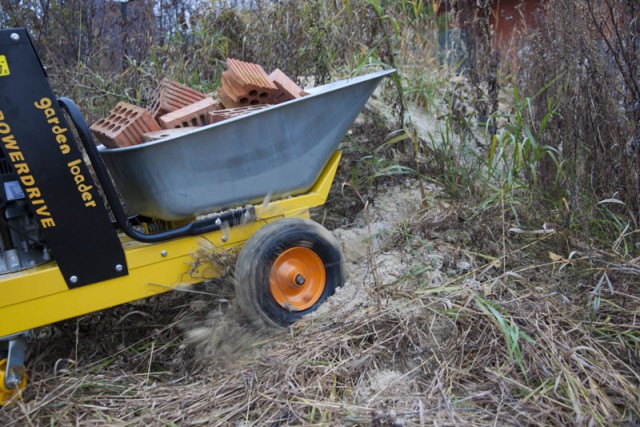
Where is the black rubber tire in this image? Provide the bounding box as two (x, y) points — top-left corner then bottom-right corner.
(234, 218), (346, 327)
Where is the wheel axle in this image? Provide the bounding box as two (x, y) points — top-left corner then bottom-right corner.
(0, 332), (28, 405)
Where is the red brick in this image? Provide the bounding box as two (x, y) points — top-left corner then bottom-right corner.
(220, 71), (246, 101)
(227, 58), (278, 90)
(269, 68), (305, 103)
(149, 78), (206, 118)
(158, 97), (223, 129)
(208, 105), (268, 124)
(218, 59), (279, 108)
(91, 102), (161, 148)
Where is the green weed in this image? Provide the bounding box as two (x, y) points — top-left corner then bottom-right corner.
(426, 113), (480, 198)
(404, 70), (441, 112)
(473, 294), (536, 382)
(479, 78), (565, 220)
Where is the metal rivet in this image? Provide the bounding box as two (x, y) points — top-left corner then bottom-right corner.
(115, 264), (123, 272)
(10, 33), (20, 41)
(161, 250), (168, 257)
(221, 236), (228, 243)
(69, 276), (78, 284)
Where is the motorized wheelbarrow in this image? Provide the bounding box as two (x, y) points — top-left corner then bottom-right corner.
(0, 27), (394, 404)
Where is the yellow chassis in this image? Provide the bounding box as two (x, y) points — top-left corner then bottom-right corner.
(0, 152), (341, 338)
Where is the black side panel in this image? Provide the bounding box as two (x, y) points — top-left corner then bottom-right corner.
(0, 28), (127, 288)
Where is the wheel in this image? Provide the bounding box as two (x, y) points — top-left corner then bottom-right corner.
(235, 218), (346, 327)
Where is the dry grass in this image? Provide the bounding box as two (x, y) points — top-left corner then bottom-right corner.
(520, 0), (640, 221)
(2, 199), (639, 426)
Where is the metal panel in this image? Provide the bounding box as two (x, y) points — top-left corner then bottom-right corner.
(99, 69), (394, 221)
(0, 29), (127, 288)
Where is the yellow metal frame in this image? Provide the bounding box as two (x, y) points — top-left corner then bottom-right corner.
(0, 152), (341, 337)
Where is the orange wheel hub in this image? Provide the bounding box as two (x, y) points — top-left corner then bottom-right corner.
(270, 247), (326, 311)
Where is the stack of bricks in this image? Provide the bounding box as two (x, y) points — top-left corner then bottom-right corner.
(92, 61), (308, 148)
(92, 78), (215, 148)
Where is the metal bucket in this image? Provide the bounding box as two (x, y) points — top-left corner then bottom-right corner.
(99, 69), (394, 220)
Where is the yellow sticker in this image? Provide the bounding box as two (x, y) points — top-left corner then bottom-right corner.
(0, 56), (9, 76)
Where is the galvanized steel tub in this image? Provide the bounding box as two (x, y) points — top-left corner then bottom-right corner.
(98, 69), (394, 221)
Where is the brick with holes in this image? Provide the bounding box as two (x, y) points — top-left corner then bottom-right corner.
(90, 102), (161, 148)
(218, 59), (279, 108)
